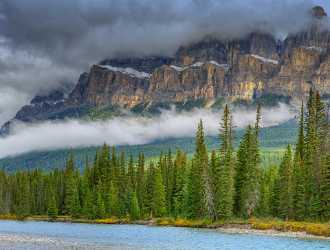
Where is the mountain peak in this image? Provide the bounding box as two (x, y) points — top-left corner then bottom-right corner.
(311, 6), (327, 19)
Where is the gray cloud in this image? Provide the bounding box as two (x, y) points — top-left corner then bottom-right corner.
(0, 0), (326, 124)
(0, 0), (321, 65)
(0, 105), (295, 158)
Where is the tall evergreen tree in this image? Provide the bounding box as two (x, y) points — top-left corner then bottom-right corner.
(136, 153), (146, 215)
(172, 150), (187, 217)
(95, 184), (106, 219)
(278, 145), (293, 220)
(216, 105), (235, 219)
(234, 105), (261, 218)
(152, 167), (166, 217)
(129, 191), (140, 220)
(64, 154), (79, 216)
(320, 154), (330, 220)
(186, 120), (209, 218)
(47, 188), (58, 220)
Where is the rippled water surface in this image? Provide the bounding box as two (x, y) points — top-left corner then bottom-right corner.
(0, 220), (329, 250)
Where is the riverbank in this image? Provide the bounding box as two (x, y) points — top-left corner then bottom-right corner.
(0, 215), (329, 240)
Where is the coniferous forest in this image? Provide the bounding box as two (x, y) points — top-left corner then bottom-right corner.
(0, 89), (329, 223)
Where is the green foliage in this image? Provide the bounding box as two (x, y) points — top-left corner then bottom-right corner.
(186, 121), (208, 218)
(129, 191), (140, 220)
(277, 145), (293, 219)
(215, 105), (235, 219)
(320, 154), (330, 220)
(87, 105), (119, 121)
(234, 105), (261, 218)
(0, 91), (329, 224)
(47, 193), (58, 220)
(152, 167), (167, 217)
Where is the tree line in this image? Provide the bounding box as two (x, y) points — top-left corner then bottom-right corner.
(0, 89), (329, 222)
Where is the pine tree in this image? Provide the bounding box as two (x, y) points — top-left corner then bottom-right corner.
(278, 145), (293, 220)
(144, 162), (155, 217)
(292, 155), (306, 221)
(64, 154), (79, 216)
(109, 182), (120, 216)
(172, 150), (187, 217)
(16, 173), (31, 218)
(136, 153), (146, 215)
(129, 191), (140, 220)
(296, 101), (305, 159)
(292, 102), (306, 220)
(304, 89), (327, 219)
(127, 155), (136, 190)
(117, 151), (127, 217)
(243, 105), (262, 217)
(95, 185), (106, 219)
(256, 166), (277, 217)
(99, 144), (110, 183)
(235, 126), (259, 217)
(47, 189), (58, 220)
(152, 167), (166, 217)
(186, 120), (212, 218)
(234, 126), (251, 217)
(82, 188), (95, 219)
(216, 105), (235, 219)
(164, 150), (175, 216)
(271, 173), (280, 217)
(320, 154), (330, 220)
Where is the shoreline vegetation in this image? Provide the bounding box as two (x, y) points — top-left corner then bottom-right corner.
(0, 215), (329, 239)
(0, 89), (329, 241)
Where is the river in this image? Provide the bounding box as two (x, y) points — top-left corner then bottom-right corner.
(0, 220), (329, 250)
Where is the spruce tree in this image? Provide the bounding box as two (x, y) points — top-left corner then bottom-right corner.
(82, 188), (95, 219)
(47, 190), (58, 220)
(292, 102), (306, 220)
(16, 174), (31, 218)
(216, 105), (235, 219)
(144, 162), (155, 217)
(152, 167), (166, 217)
(233, 106), (261, 218)
(172, 150), (187, 217)
(95, 185), (106, 219)
(109, 182), (120, 216)
(186, 120), (212, 218)
(129, 191), (140, 220)
(136, 153), (146, 215)
(127, 155), (136, 190)
(292, 155), (306, 221)
(278, 145), (293, 220)
(320, 154), (330, 220)
(64, 154), (78, 216)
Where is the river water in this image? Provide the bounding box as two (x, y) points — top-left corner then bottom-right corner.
(0, 220), (329, 250)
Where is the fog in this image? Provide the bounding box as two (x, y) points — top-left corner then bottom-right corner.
(0, 104), (295, 158)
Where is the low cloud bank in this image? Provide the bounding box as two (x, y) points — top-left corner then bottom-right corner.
(0, 104), (295, 158)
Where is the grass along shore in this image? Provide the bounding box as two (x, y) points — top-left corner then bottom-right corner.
(0, 215), (329, 239)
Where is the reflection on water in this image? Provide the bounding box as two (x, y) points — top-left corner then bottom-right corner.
(0, 220), (329, 250)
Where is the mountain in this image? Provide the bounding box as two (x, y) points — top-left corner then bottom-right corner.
(2, 6), (330, 134)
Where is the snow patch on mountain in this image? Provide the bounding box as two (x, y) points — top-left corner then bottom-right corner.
(98, 65), (151, 79)
(251, 54), (279, 65)
(170, 61), (229, 72)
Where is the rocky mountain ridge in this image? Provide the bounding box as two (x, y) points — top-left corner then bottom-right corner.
(2, 6), (330, 135)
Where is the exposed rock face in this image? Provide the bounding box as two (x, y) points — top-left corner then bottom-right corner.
(148, 62), (228, 102)
(2, 6), (330, 133)
(84, 65), (149, 108)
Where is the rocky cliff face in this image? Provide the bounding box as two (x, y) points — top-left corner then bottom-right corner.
(2, 6), (330, 133)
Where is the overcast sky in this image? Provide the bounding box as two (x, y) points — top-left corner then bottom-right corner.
(0, 0), (328, 125)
